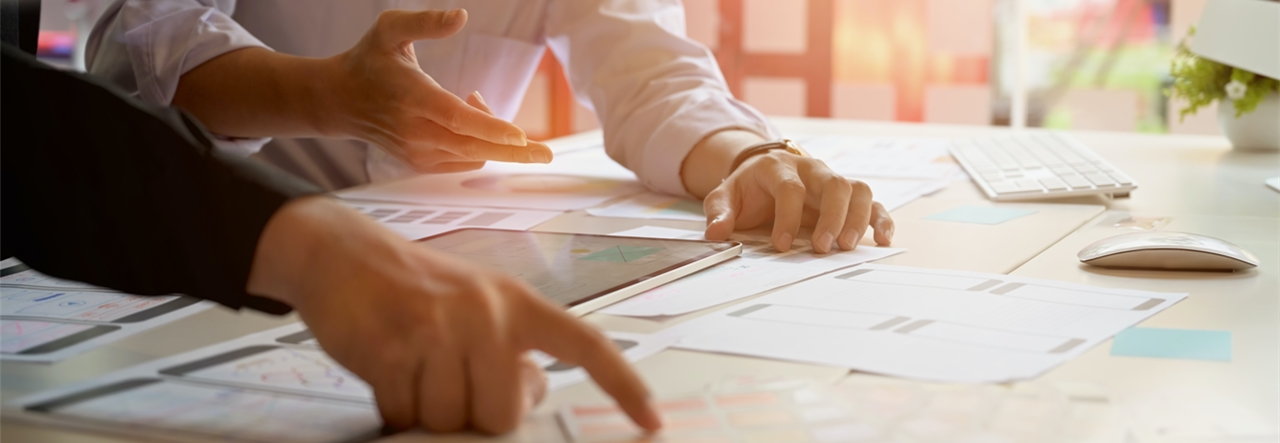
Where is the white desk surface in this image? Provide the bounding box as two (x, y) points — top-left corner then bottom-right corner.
(3, 118), (1277, 442)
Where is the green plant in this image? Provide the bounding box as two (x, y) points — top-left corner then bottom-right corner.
(1168, 27), (1280, 120)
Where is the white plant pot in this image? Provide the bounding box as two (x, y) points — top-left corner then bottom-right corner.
(1219, 92), (1280, 151)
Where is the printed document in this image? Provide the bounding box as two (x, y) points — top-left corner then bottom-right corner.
(340, 200), (562, 240)
(660, 264), (1186, 382)
(7, 323), (673, 442)
(1, 260), (212, 363)
(600, 227), (904, 317)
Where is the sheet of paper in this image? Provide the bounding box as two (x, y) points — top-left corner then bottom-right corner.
(1110, 327), (1232, 362)
(560, 377), (1121, 443)
(339, 147), (646, 211)
(8, 323), (674, 443)
(924, 205), (1037, 225)
(659, 264), (1187, 383)
(860, 178), (950, 212)
(599, 227), (905, 317)
(796, 136), (963, 180)
(585, 179), (947, 223)
(340, 200), (563, 240)
(585, 193), (706, 222)
(1, 262), (213, 363)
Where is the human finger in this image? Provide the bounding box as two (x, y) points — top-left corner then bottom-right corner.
(419, 348), (469, 432)
(418, 87), (528, 147)
(468, 344), (524, 434)
(521, 356), (548, 409)
(758, 158), (806, 252)
(869, 201), (895, 245)
(518, 298), (660, 431)
(467, 91), (495, 115)
(369, 359), (421, 430)
(375, 9), (468, 46)
(407, 122), (551, 164)
(703, 185), (738, 241)
(421, 161), (487, 174)
(809, 174), (852, 254)
(836, 180), (874, 250)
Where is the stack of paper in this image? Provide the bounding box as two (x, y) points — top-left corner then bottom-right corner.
(6, 323), (674, 442)
(600, 227), (904, 317)
(660, 264), (1187, 383)
(1, 259), (212, 363)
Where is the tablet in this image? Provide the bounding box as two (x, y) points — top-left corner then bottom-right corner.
(416, 229), (741, 315)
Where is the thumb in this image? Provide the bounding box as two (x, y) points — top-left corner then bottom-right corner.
(467, 91), (496, 116)
(703, 187), (738, 241)
(375, 9), (468, 46)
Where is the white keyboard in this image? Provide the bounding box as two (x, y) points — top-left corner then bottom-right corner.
(950, 132), (1137, 201)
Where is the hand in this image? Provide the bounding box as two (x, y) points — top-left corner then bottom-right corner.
(326, 9), (553, 172)
(696, 134), (894, 254)
(247, 197), (660, 434)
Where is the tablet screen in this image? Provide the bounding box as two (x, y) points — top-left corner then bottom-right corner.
(417, 229), (737, 307)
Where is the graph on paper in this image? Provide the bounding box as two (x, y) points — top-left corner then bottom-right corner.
(0, 287), (191, 323)
(160, 346), (372, 401)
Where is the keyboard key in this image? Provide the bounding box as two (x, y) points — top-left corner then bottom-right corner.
(982, 173), (1005, 182)
(1109, 172), (1135, 186)
(1039, 177), (1068, 190)
(1084, 172), (1117, 187)
(990, 182), (1020, 194)
(1062, 174), (1093, 189)
(1050, 164), (1075, 174)
(1014, 179), (1043, 191)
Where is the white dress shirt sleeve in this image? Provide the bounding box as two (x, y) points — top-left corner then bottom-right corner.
(544, 0), (780, 197)
(86, 0), (271, 156)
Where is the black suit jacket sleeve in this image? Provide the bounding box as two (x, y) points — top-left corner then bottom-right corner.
(1, 44), (323, 314)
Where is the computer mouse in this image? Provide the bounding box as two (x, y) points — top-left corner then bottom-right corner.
(1078, 231), (1259, 271)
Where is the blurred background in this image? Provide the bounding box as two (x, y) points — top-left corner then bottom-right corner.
(36, 0), (1222, 141)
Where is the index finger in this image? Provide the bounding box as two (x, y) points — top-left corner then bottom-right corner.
(420, 86), (528, 147)
(518, 299), (661, 431)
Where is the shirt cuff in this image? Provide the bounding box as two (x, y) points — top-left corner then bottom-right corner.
(124, 7), (270, 106)
(639, 95), (781, 197)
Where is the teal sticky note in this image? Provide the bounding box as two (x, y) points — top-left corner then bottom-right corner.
(923, 206), (1036, 225)
(1110, 327), (1232, 362)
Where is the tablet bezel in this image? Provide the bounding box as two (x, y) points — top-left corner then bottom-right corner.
(414, 229), (742, 316)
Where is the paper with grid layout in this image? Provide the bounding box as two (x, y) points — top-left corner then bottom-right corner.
(6, 322), (674, 443)
(659, 264), (1187, 383)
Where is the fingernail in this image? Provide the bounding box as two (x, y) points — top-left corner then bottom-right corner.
(506, 133), (528, 146)
(853, 231), (864, 246)
(472, 91), (487, 106)
(779, 233), (793, 251)
(532, 150), (552, 164)
(816, 232), (834, 252)
(442, 9), (464, 25)
(886, 227), (895, 240)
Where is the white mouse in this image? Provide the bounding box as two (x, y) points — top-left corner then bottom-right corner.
(1078, 231), (1259, 271)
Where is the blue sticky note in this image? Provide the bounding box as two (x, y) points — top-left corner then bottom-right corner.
(1110, 327), (1232, 362)
(923, 206), (1036, 225)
